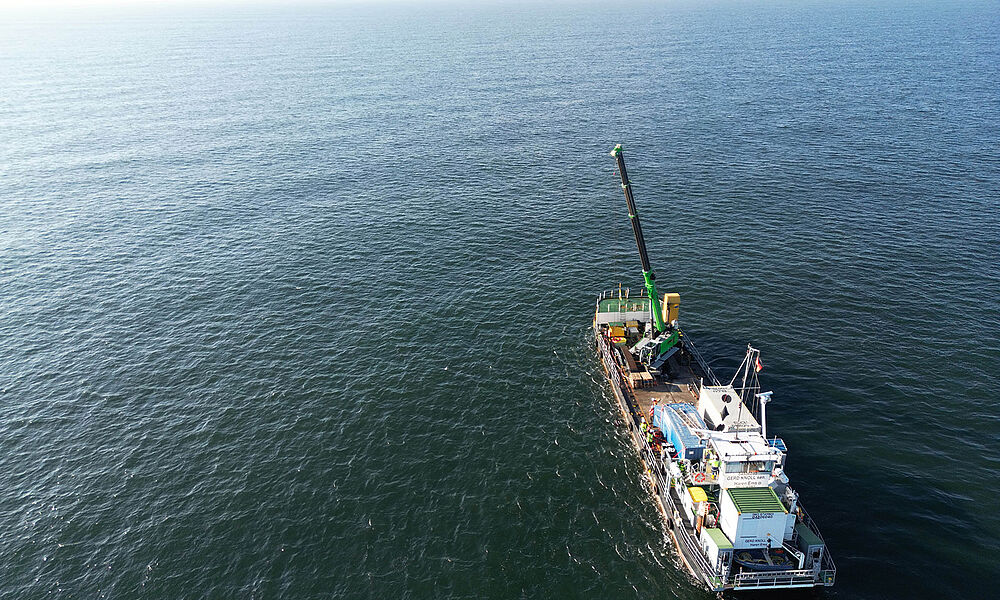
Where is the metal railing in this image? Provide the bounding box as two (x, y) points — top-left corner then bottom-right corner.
(597, 333), (641, 429)
(597, 287), (649, 301)
(640, 434), (719, 583)
(796, 503), (838, 580)
(733, 569), (821, 588)
(797, 504), (829, 543)
(680, 335), (721, 386)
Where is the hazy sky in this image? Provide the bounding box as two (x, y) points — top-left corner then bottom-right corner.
(0, 0), (488, 5)
(0, 0), (454, 15)
(2, 0), (566, 16)
(0, 0), (441, 9)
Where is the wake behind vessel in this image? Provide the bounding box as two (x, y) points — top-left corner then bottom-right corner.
(594, 145), (835, 591)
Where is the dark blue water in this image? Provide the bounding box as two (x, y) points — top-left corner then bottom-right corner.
(1, 1), (998, 598)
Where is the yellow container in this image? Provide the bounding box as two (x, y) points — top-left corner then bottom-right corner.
(609, 325), (625, 337)
(688, 486), (708, 503)
(663, 292), (680, 324)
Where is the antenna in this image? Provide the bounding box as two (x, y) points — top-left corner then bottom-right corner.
(756, 391), (774, 440)
(730, 345), (760, 405)
(735, 400), (743, 440)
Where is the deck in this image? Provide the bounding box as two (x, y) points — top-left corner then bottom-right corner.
(628, 353), (700, 418)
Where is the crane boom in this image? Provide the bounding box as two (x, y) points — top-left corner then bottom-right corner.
(611, 144), (667, 333)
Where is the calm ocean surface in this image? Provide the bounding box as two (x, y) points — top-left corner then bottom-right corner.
(1, 1), (998, 598)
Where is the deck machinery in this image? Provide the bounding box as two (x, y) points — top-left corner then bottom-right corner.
(593, 145), (835, 592)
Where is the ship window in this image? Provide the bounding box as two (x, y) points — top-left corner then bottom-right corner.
(725, 462), (744, 473)
(748, 461), (775, 473)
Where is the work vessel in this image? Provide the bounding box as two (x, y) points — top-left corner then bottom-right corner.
(594, 145), (836, 591)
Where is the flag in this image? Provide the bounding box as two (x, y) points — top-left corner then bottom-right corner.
(755, 356), (764, 373)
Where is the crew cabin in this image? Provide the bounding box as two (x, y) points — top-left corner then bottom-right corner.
(706, 434), (784, 488)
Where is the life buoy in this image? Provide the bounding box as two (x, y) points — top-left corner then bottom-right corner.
(694, 472), (707, 483)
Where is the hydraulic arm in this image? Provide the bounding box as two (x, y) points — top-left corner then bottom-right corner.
(611, 144), (667, 333)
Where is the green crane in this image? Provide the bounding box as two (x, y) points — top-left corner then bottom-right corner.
(610, 144), (668, 334)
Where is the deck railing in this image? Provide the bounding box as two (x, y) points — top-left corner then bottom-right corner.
(597, 287), (649, 301)
(795, 504), (837, 578)
(733, 569), (822, 588)
(680, 336), (721, 386)
(796, 504), (829, 543)
(642, 440), (719, 582)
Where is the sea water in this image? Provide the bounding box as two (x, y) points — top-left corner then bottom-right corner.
(1, 1), (998, 598)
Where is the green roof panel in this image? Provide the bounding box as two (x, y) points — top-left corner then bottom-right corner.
(727, 487), (787, 514)
(704, 527), (734, 550)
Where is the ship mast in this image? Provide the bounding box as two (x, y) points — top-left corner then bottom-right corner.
(611, 144), (667, 334)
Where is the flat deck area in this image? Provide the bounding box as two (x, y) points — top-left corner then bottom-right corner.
(630, 354), (700, 418)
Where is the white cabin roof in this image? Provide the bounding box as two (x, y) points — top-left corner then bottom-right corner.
(708, 434), (782, 462)
(698, 385), (761, 433)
